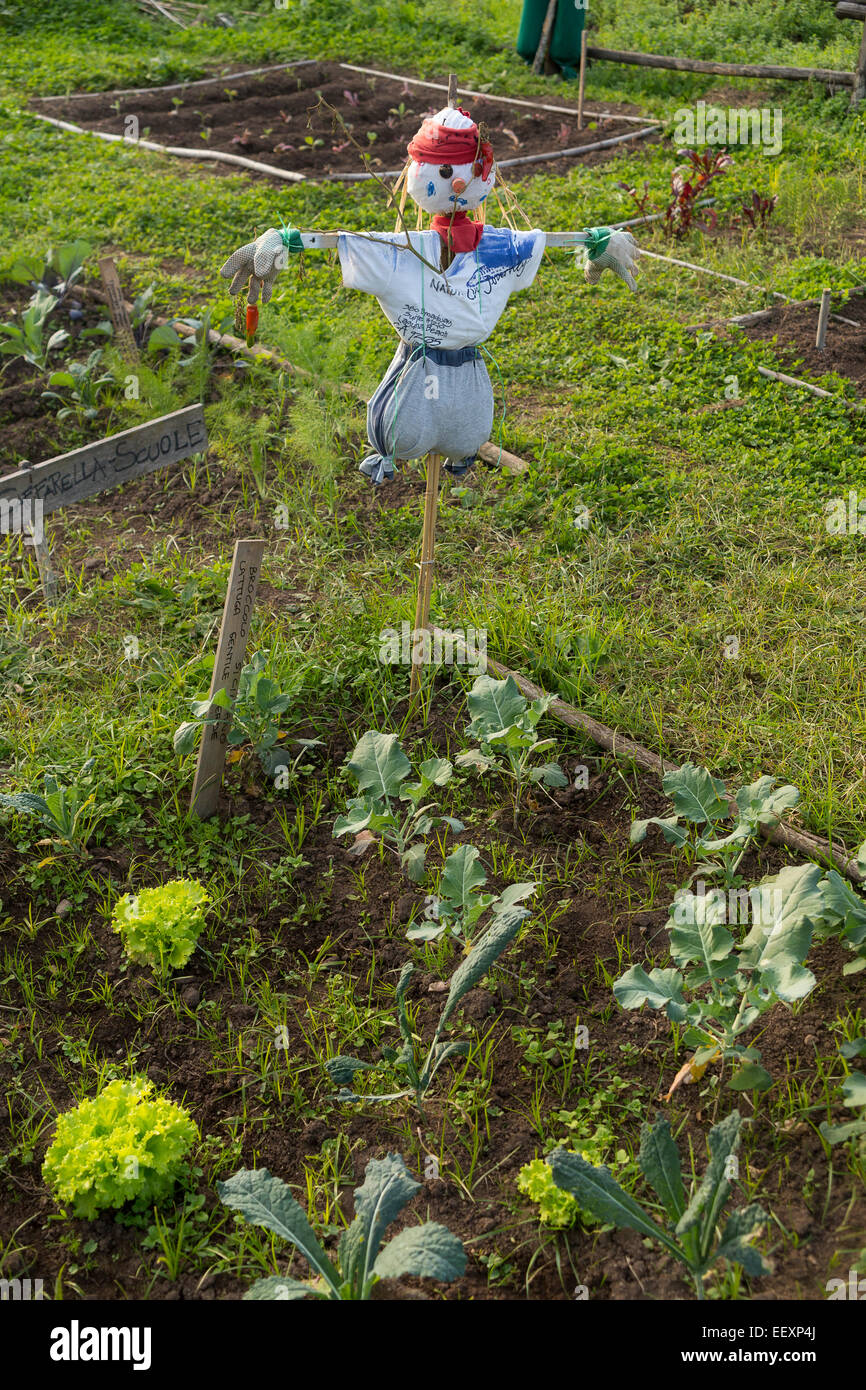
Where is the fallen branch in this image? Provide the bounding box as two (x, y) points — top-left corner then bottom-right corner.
(756, 363), (865, 411)
(433, 631), (864, 884)
(586, 45), (854, 86)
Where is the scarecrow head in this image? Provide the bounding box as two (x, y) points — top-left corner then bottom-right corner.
(405, 106), (496, 215)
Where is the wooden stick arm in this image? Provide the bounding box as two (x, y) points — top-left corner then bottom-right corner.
(295, 230), (593, 250)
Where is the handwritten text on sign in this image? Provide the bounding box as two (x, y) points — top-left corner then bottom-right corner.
(0, 405), (207, 514)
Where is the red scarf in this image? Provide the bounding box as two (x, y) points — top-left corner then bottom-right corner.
(430, 211), (485, 255)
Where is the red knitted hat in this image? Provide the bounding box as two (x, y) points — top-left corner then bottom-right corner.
(407, 109), (494, 181)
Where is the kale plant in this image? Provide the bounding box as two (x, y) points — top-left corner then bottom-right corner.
(218, 1152), (465, 1300)
(549, 1111), (770, 1300)
(326, 908), (523, 1106)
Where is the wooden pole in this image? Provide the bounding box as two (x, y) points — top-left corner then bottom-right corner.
(189, 538), (265, 818)
(851, 17), (866, 105)
(447, 72), (458, 106)
(585, 45), (853, 85)
(577, 30), (588, 130)
(26, 516), (58, 603)
(816, 287), (832, 349)
(98, 257), (139, 361)
(409, 454), (441, 697)
(532, 0), (558, 75)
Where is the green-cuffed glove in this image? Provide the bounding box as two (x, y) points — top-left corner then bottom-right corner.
(219, 225), (303, 304)
(583, 228), (641, 292)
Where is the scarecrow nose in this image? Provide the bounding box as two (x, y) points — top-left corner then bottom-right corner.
(451, 177), (467, 195)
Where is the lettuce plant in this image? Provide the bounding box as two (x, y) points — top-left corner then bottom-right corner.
(407, 842), (535, 944)
(630, 763), (800, 889)
(614, 862), (827, 1094)
(111, 878), (209, 973)
(218, 1153), (465, 1299)
(326, 909), (523, 1106)
(333, 730), (461, 884)
(456, 674), (567, 829)
(549, 1111), (771, 1300)
(42, 1078), (199, 1219)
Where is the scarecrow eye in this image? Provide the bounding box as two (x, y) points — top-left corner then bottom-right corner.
(438, 165), (453, 179)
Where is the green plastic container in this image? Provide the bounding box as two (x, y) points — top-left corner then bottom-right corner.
(516, 0), (588, 80)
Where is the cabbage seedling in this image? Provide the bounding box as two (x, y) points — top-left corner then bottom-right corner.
(457, 674), (567, 828)
(218, 1152), (465, 1299)
(333, 729), (462, 884)
(407, 841), (535, 944)
(549, 1111), (771, 1300)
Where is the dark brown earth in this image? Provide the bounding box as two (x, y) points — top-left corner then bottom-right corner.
(739, 291), (866, 395)
(1, 266), (863, 1305)
(30, 60), (654, 181)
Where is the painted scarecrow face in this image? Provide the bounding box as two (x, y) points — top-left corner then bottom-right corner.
(405, 106), (496, 215)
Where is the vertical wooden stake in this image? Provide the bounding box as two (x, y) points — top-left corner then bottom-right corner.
(532, 0), (559, 75)
(851, 17), (866, 107)
(189, 538), (265, 819)
(447, 72), (459, 106)
(409, 453), (441, 698)
(27, 517), (57, 603)
(577, 29), (588, 129)
(816, 287), (832, 350)
(98, 257), (139, 362)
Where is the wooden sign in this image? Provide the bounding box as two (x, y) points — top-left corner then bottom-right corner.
(189, 539), (266, 820)
(0, 405), (207, 514)
(98, 256), (139, 360)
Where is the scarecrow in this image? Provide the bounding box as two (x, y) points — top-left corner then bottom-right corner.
(220, 101), (641, 486)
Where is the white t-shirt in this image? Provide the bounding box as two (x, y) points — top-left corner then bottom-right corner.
(338, 227), (546, 350)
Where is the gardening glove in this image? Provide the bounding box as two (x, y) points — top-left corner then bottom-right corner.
(582, 228), (641, 292)
(219, 226), (301, 305)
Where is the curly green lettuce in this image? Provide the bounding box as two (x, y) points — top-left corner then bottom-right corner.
(111, 878), (209, 971)
(42, 1078), (199, 1219)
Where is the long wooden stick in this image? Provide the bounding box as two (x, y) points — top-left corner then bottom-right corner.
(432, 630), (864, 884)
(851, 15), (866, 105)
(533, 0), (559, 75)
(586, 45), (853, 85)
(409, 453), (442, 697)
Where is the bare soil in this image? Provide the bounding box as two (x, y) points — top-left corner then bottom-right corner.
(30, 61), (652, 181)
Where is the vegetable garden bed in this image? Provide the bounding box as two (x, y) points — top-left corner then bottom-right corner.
(29, 60), (654, 181)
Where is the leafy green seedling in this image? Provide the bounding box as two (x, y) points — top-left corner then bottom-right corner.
(174, 649), (304, 777)
(614, 862), (827, 1094)
(631, 763), (799, 888)
(333, 729), (461, 884)
(814, 870), (866, 975)
(326, 908), (523, 1106)
(456, 674), (567, 828)
(407, 842), (535, 944)
(820, 1037), (866, 1147)
(42, 347), (115, 422)
(0, 764), (112, 858)
(43, 1078), (198, 1219)
(549, 1111), (771, 1300)
(0, 288), (68, 369)
(111, 878), (209, 974)
(218, 1153), (465, 1299)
